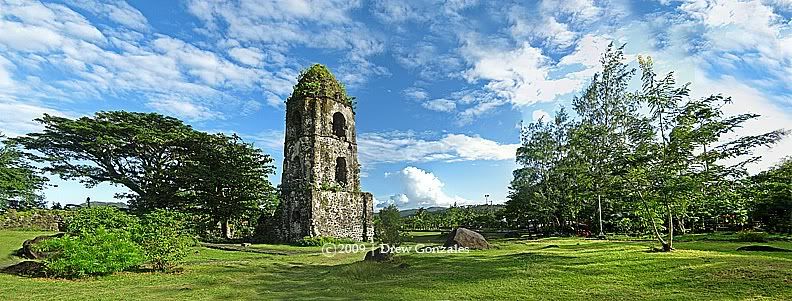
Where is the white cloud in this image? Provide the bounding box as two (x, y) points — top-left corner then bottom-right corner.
(0, 0), (287, 130)
(63, 0), (148, 31)
(186, 0), (386, 85)
(532, 109), (550, 122)
(146, 98), (220, 121)
(0, 100), (72, 137)
(461, 41), (587, 106)
(247, 129), (286, 152)
(539, 0), (601, 23)
(403, 87), (428, 100)
(228, 47), (264, 66)
(0, 20), (65, 52)
(0, 54), (14, 88)
(382, 166), (472, 209)
(358, 131), (519, 165)
(423, 99), (457, 112)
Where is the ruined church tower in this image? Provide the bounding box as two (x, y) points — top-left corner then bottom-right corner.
(277, 64), (374, 242)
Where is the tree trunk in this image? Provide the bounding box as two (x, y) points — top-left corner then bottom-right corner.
(597, 193), (605, 239)
(221, 219), (231, 240)
(667, 205), (674, 251)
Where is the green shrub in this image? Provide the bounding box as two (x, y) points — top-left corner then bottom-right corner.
(133, 210), (195, 270)
(294, 236), (356, 246)
(375, 204), (405, 245)
(35, 227), (145, 278)
(65, 207), (139, 234)
(736, 231), (769, 242)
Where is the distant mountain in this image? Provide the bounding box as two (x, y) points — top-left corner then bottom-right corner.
(398, 206), (447, 217)
(398, 204), (505, 217)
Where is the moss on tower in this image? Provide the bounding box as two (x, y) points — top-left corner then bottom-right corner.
(287, 64), (356, 107)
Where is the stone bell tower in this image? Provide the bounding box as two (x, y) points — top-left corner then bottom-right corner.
(276, 64), (374, 242)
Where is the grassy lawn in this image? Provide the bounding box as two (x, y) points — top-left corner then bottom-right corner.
(2, 230), (792, 300)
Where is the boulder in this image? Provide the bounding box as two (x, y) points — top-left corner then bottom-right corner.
(21, 233), (64, 259)
(364, 247), (393, 262)
(443, 228), (490, 250)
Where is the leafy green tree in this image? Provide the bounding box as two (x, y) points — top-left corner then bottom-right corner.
(181, 133), (277, 239)
(571, 43), (638, 237)
(0, 132), (47, 211)
(621, 57), (787, 251)
(750, 158), (792, 233)
(375, 204), (404, 245)
(13, 112), (199, 212)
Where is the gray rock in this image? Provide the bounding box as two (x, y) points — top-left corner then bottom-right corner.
(443, 228), (490, 250)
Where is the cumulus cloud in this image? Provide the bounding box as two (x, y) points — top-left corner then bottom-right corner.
(358, 131), (519, 165)
(461, 41), (588, 106)
(532, 109), (550, 122)
(379, 166), (471, 209)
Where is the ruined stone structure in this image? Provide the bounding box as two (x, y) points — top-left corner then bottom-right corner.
(276, 64), (374, 242)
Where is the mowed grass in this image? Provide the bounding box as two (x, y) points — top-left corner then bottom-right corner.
(1, 231), (792, 300)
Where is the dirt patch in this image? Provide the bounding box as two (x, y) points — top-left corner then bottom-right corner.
(1, 261), (45, 277)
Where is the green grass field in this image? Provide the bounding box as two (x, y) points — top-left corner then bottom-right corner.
(2, 230), (792, 300)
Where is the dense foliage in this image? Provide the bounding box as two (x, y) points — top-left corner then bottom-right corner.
(0, 133), (47, 211)
(133, 210), (195, 270)
(35, 207), (195, 277)
(749, 158), (792, 233)
(35, 227), (145, 278)
(375, 204), (405, 245)
(402, 205), (504, 231)
(505, 44), (788, 250)
(13, 112), (278, 239)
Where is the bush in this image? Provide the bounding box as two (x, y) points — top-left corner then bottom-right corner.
(375, 204), (405, 245)
(65, 207), (139, 234)
(294, 236), (356, 246)
(736, 231), (769, 242)
(35, 228), (145, 278)
(133, 210), (195, 270)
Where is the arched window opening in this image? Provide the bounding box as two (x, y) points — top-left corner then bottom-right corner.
(332, 112), (346, 138)
(335, 157), (347, 186)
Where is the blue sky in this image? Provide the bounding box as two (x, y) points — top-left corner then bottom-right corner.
(1, 0), (791, 209)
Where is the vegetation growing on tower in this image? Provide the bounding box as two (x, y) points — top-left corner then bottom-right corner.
(287, 64), (357, 108)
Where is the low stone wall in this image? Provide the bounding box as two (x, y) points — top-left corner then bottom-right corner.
(0, 209), (70, 231)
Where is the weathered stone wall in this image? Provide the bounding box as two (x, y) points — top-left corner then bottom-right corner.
(278, 92), (373, 242)
(311, 191), (373, 240)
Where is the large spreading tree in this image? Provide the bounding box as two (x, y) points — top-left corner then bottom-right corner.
(14, 111), (278, 238)
(14, 112), (198, 211)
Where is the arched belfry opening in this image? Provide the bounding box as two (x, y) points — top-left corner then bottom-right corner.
(335, 157), (347, 186)
(332, 112), (346, 139)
